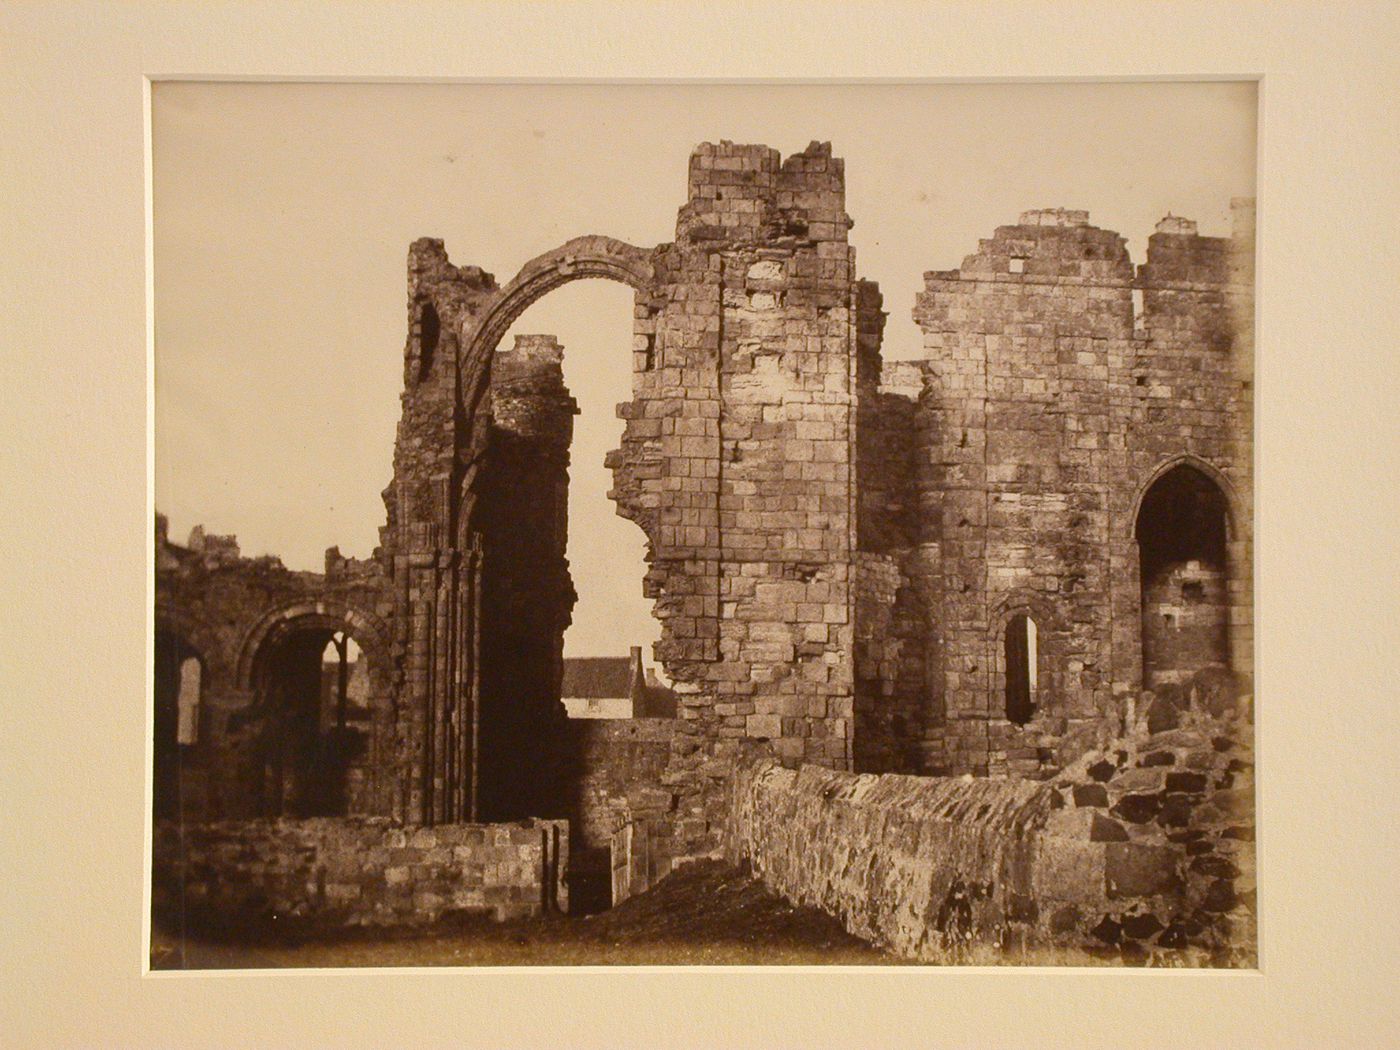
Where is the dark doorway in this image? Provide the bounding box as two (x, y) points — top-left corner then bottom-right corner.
(253, 625), (370, 817)
(1135, 464), (1231, 689)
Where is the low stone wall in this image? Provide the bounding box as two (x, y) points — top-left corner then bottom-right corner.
(728, 761), (1054, 958)
(727, 706), (1255, 964)
(152, 816), (568, 933)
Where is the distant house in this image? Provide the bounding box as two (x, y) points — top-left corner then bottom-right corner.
(561, 646), (677, 719)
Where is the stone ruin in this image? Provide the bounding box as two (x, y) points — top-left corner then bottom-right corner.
(154, 141), (1255, 962)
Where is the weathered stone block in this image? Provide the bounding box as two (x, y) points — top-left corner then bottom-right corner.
(1104, 843), (1178, 899)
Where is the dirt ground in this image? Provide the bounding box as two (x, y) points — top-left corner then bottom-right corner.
(149, 860), (904, 969)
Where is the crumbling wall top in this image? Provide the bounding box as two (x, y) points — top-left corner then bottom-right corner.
(678, 140), (851, 247)
(1018, 208), (1091, 228)
(499, 333), (564, 366)
(1154, 215), (1198, 236)
(924, 210), (1133, 285)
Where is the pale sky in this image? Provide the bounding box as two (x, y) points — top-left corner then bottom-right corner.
(152, 81), (1255, 659)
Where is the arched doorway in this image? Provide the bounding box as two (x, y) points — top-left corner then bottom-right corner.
(245, 613), (380, 817)
(1134, 462), (1233, 690)
(460, 240), (663, 823)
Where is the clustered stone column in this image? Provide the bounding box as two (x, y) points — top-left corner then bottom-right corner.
(380, 239), (500, 823)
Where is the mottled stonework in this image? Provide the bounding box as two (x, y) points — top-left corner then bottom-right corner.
(155, 141), (1253, 955)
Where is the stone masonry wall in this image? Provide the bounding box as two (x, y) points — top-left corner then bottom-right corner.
(379, 239), (502, 824)
(727, 691), (1254, 964)
(152, 817), (568, 932)
(1117, 206), (1254, 693)
(1043, 676), (1255, 964)
(567, 718), (680, 853)
(896, 205), (1254, 778)
(154, 516), (393, 821)
(631, 142), (866, 863)
(566, 718), (680, 910)
(911, 209), (1136, 777)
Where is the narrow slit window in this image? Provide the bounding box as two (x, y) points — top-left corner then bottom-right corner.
(176, 656), (201, 745)
(418, 301), (440, 381)
(1005, 614), (1037, 725)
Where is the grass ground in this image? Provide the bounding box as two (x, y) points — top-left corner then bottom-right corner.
(149, 860), (903, 969)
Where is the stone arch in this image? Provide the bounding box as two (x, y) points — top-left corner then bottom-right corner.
(463, 236), (655, 363)
(457, 236), (656, 414)
(1133, 459), (1235, 690)
(1128, 453), (1242, 542)
(450, 238), (663, 828)
(234, 598), (394, 818)
(234, 598), (391, 693)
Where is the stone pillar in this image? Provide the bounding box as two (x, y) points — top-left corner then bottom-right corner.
(380, 239), (499, 824)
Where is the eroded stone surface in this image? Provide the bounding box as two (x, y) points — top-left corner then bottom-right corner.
(728, 698), (1254, 963)
(155, 141), (1253, 955)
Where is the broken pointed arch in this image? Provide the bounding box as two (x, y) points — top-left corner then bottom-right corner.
(1129, 454), (1242, 543)
(457, 236), (657, 409)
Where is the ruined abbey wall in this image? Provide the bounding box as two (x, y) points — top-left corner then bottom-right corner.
(854, 203), (1254, 781)
(154, 517), (394, 821)
(152, 816), (568, 931)
(156, 141), (1254, 931)
(639, 143), (864, 860)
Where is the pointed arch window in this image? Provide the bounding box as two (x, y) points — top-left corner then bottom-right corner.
(1005, 613), (1038, 725)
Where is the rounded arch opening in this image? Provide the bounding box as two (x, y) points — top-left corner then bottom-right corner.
(463, 253), (670, 841)
(1134, 462), (1232, 690)
(462, 237), (654, 366)
(473, 252), (664, 664)
(245, 609), (384, 817)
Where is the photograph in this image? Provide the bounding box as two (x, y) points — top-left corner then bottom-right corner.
(8, 2), (1400, 1047)
(149, 80), (1259, 970)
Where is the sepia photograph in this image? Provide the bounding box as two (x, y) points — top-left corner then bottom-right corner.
(7, 2), (1400, 1047)
(150, 80), (1258, 969)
